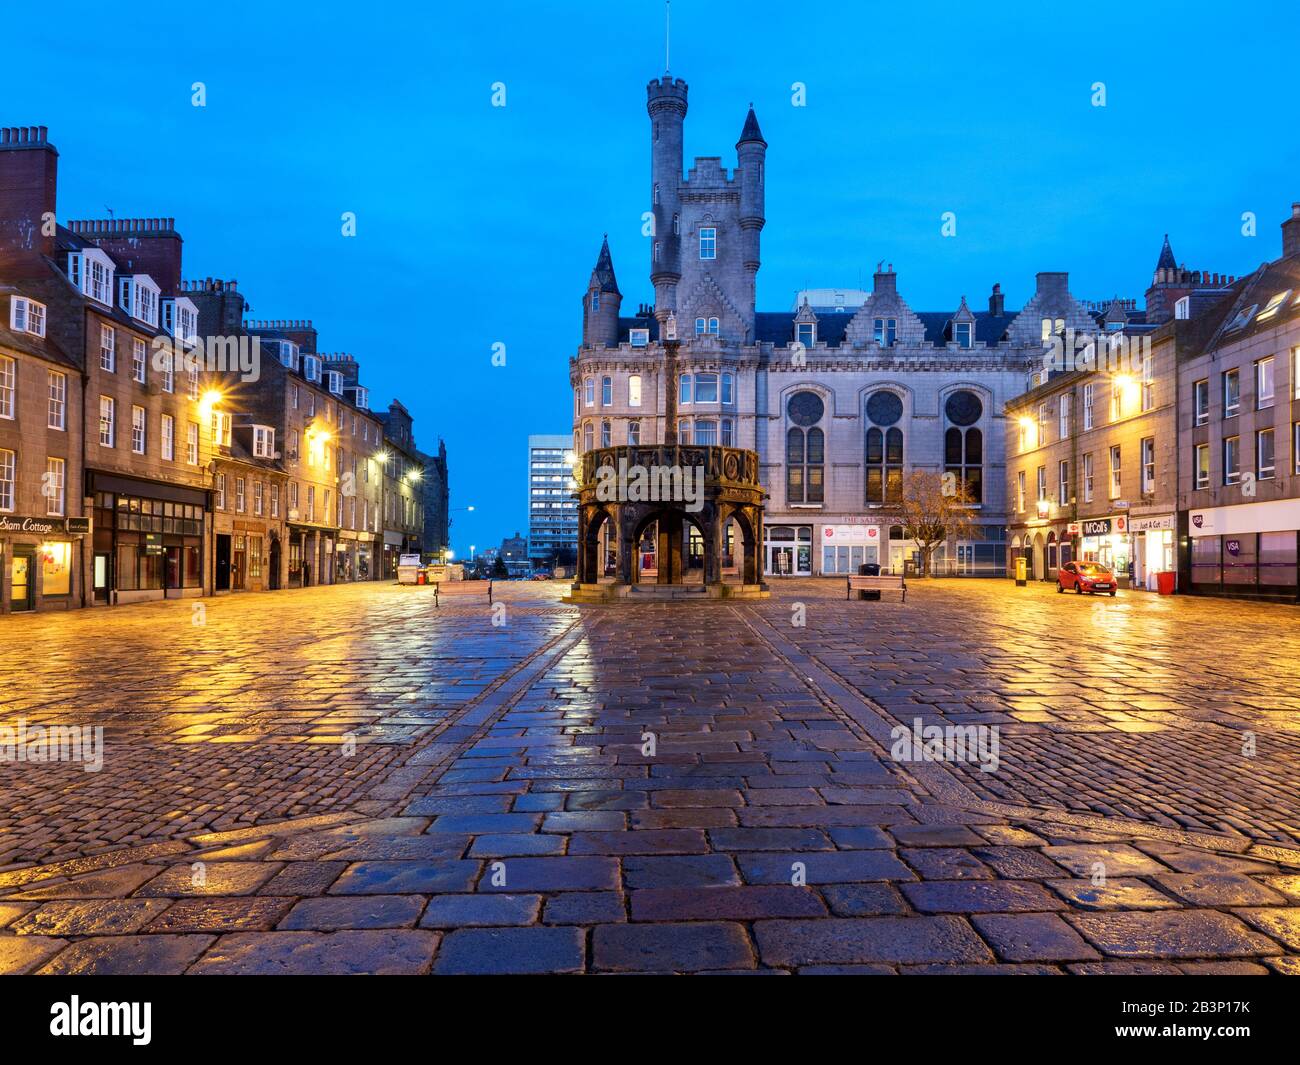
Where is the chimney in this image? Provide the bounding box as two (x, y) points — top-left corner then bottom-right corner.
(1282, 203), (1300, 259)
(0, 126), (58, 269)
(988, 283), (1005, 317)
(68, 216), (183, 294)
(872, 262), (897, 298)
(1035, 271), (1069, 301)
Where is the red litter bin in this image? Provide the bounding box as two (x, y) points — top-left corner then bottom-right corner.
(416, 571), (426, 585)
(1156, 571), (1176, 595)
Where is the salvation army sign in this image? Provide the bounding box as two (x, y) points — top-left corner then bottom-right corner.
(823, 524), (880, 544)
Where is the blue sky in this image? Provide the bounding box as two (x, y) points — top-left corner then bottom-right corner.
(7, 0), (1296, 551)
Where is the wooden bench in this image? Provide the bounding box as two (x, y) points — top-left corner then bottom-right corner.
(433, 579), (493, 607)
(846, 574), (907, 602)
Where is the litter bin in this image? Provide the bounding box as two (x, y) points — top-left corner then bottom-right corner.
(1156, 570), (1176, 596)
(857, 562), (881, 600)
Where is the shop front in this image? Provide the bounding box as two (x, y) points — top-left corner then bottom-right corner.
(764, 524), (812, 576)
(1128, 513), (1176, 591)
(1078, 514), (1132, 586)
(382, 531), (404, 579)
(89, 473), (206, 605)
(0, 515), (88, 613)
(819, 523), (881, 575)
(1186, 498), (1300, 600)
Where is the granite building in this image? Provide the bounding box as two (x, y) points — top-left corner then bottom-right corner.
(570, 75), (1100, 578)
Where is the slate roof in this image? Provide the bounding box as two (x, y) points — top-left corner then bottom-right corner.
(737, 107), (766, 147)
(0, 281), (79, 370)
(1194, 254), (1300, 354)
(591, 236), (620, 296)
(1155, 234), (1177, 272)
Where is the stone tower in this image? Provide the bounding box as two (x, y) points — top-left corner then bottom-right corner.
(646, 75), (688, 327)
(735, 106), (767, 332)
(582, 235), (622, 347)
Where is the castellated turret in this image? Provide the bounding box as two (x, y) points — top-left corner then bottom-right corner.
(581, 236), (622, 348)
(647, 75), (688, 324)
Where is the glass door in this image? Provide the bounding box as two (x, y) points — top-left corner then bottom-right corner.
(10, 549), (34, 611)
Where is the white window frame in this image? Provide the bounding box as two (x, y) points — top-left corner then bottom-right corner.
(132, 337), (147, 383)
(99, 396), (115, 447)
(1141, 437), (1155, 494)
(1083, 452), (1094, 502)
(253, 425), (276, 458)
(1082, 383), (1094, 430)
(47, 370), (66, 429)
(699, 227), (717, 260)
(187, 422), (199, 464)
(0, 448), (13, 511)
(100, 325), (116, 372)
(45, 456), (65, 516)
(1193, 379), (1209, 425)
(1058, 393), (1071, 438)
(1257, 428), (1275, 480)
(1224, 435), (1240, 485)
(1195, 442), (1210, 489)
(10, 295), (47, 337)
(1109, 445), (1122, 499)
(161, 413), (175, 460)
(131, 405), (146, 454)
(302, 355), (321, 382)
(1256, 356), (1275, 410)
(0, 355), (13, 419)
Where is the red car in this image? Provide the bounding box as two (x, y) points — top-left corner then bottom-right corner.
(1057, 561), (1117, 596)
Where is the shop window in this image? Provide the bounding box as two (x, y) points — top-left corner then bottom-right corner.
(41, 541), (72, 595)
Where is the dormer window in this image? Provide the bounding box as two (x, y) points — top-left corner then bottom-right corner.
(352, 385), (369, 408)
(278, 341), (299, 369)
(10, 296), (46, 338)
(699, 228), (717, 260)
(163, 297), (199, 347)
(1040, 317), (1065, 340)
(118, 275), (160, 327)
(252, 425), (276, 458)
(873, 318), (897, 347)
(1225, 305), (1257, 333)
(954, 322), (973, 348)
(695, 317), (719, 336)
(68, 248), (115, 305)
(1175, 296), (1190, 320)
(629, 328), (649, 347)
(1256, 290), (1292, 322)
(326, 370), (343, 395)
(302, 354), (321, 382)
(796, 322), (815, 347)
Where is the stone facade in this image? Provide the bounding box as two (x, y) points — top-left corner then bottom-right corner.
(570, 77), (1105, 578)
(1176, 212), (1300, 599)
(0, 125), (440, 608)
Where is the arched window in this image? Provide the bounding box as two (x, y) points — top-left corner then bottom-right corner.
(708, 316), (719, 334)
(628, 374), (642, 407)
(584, 378), (595, 406)
(601, 376), (612, 406)
(865, 390), (904, 503)
(583, 422), (593, 451)
(786, 391), (825, 504)
(628, 420), (641, 445)
(600, 420), (611, 447)
(943, 390), (984, 503)
(721, 373), (734, 404)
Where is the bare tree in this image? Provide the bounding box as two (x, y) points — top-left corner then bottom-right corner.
(884, 470), (979, 577)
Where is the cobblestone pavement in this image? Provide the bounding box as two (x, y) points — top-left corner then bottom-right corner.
(2, 579), (1299, 974)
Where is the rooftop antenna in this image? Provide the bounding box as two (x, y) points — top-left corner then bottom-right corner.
(105, 206), (114, 219)
(665, 0), (671, 74)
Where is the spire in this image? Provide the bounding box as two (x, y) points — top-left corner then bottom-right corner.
(737, 105), (766, 148)
(1155, 233), (1176, 272)
(590, 235), (621, 296)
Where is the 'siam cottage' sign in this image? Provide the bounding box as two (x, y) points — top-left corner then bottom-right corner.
(0, 515), (90, 536)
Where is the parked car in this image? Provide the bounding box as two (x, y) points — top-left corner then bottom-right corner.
(1057, 561), (1117, 596)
